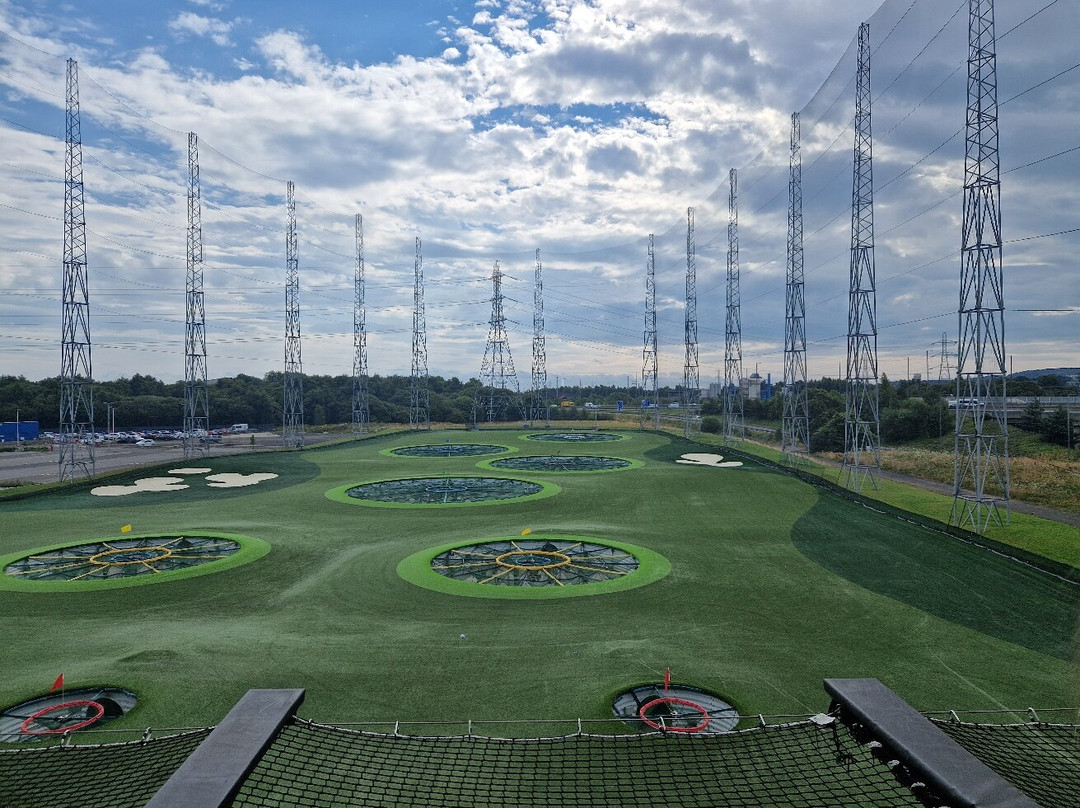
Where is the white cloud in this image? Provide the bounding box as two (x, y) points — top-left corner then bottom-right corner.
(0, 0), (1075, 387)
(168, 12), (234, 47)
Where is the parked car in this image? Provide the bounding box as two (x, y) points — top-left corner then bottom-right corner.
(134, 438), (155, 447)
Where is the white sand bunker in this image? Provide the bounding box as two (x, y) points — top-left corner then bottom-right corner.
(168, 467), (213, 475)
(205, 472), (278, 488)
(91, 477), (190, 497)
(676, 453), (743, 468)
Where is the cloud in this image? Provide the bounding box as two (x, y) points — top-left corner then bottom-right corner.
(168, 12), (234, 47)
(0, 0), (1075, 388)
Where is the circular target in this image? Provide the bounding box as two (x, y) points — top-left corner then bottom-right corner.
(398, 535), (670, 599)
(524, 432), (624, 442)
(326, 476), (559, 508)
(0, 533), (270, 592)
(21, 701), (105, 736)
(613, 684), (738, 734)
(386, 444), (511, 458)
(1, 687), (136, 743)
(482, 456), (637, 473)
(431, 538), (639, 586)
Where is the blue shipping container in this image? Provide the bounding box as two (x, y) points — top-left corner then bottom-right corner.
(0, 421), (40, 442)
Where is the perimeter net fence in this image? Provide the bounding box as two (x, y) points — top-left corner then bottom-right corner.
(930, 711), (1080, 808)
(231, 715), (927, 807)
(2, 712), (1077, 807)
(0, 727), (211, 808)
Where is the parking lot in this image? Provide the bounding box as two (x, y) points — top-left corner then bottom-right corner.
(0, 431), (336, 487)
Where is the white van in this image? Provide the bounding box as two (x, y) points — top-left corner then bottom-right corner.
(230, 423), (249, 433)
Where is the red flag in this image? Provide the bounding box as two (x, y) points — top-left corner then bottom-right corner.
(664, 667), (670, 692)
(49, 674), (64, 692)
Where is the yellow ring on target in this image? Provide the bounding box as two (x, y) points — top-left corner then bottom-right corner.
(88, 547), (174, 566)
(493, 550), (573, 571)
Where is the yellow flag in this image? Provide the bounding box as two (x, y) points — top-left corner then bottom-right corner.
(520, 528), (532, 536)
(120, 524), (132, 533)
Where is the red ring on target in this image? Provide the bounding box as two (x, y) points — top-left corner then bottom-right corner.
(20, 700), (105, 735)
(638, 697), (710, 733)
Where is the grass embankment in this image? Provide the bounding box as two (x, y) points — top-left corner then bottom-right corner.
(679, 429), (1080, 571)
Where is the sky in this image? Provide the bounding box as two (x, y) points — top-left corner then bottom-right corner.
(0, 0), (1076, 389)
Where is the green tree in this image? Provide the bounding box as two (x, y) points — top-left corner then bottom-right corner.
(1020, 399), (1044, 433)
(1041, 406), (1072, 448)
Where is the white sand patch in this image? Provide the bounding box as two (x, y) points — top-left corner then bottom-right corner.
(676, 453), (744, 469)
(168, 467), (213, 475)
(91, 477), (190, 496)
(205, 472), (278, 488)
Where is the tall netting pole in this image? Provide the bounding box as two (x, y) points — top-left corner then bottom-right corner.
(282, 180), (304, 448)
(641, 233), (659, 430)
(841, 22), (881, 492)
(782, 112), (810, 464)
(530, 248), (548, 427)
(683, 208), (699, 438)
(953, 0), (1009, 533)
(723, 169), (745, 445)
(409, 237), (430, 430)
(477, 260), (521, 424)
(352, 214), (369, 435)
(58, 57), (94, 482)
(183, 132), (209, 460)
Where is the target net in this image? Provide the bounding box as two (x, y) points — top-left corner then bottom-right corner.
(489, 456), (630, 472)
(391, 444), (506, 457)
(346, 477), (541, 504)
(3, 537), (240, 582)
(526, 433), (621, 442)
(430, 539), (638, 587)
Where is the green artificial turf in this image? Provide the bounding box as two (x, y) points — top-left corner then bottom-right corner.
(1, 429), (1075, 738)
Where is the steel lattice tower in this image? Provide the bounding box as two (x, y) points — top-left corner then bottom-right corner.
(409, 237), (430, 430)
(783, 112), (811, 463)
(683, 208), (699, 437)
(933, 332), (955, 381)
(59, 58), (94, 481)
(183, 132), (209, 460)
(477, 260), (521, 424)
(352, 214), (369, 435)
(723, 169), (745, 444)
(842, 22), (881, 492)
(529, 249), (549, 427)
(641, 234), (659, 430)
(953, 0), (1009, 532)
(282, 180), (304, 448)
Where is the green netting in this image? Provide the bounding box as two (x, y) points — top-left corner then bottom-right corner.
(430, 539), (639, 586)
(932, 717), (1080, 808)
(229, 718), (926, 807)
(0, 728), (210, 808)
(489, 456), (631, 472)
(346, 477), (543, 504)
(391, 444), (508, 457)
(525, 433), (621, 442)
(3, 536), (240, 582)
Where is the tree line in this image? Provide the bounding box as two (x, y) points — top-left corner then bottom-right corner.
(698, 373), (1079, 451)
(1, 371), (1075, 449)
(0, 373), (679, 430)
